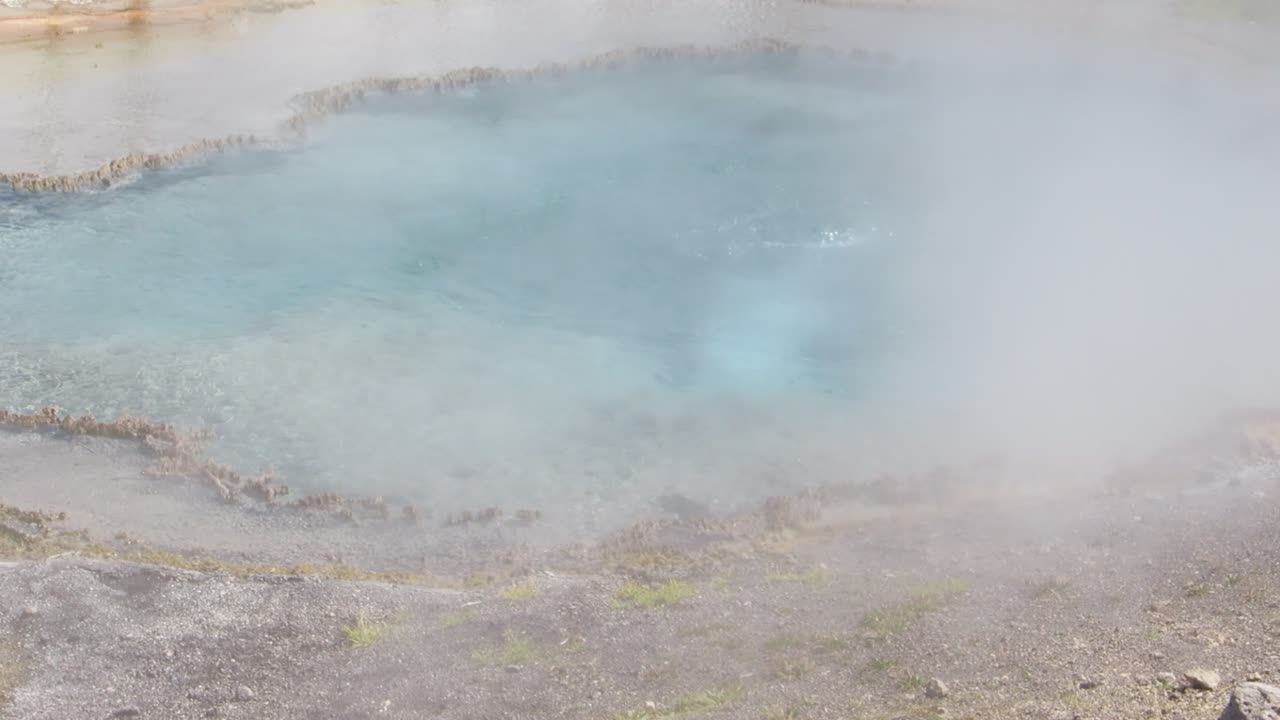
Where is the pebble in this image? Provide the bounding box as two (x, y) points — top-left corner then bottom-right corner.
(926, 678), (950, 698)
(1156, 672), (1179, 685)
(109, 708), (141, 718)
(234, 685), (255, 701)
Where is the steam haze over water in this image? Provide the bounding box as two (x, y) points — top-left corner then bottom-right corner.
(3, 29), (1280, 527)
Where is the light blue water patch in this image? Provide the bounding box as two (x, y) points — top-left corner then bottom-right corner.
(0, 55), (925, 521)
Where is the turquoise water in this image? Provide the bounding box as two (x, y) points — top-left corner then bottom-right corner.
(1, 56), (924, 521)
(4, 52), (1279, 524)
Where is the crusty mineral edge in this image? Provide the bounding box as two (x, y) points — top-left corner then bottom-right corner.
(0, 0), (306, 45)
(0, 38), (899, 194)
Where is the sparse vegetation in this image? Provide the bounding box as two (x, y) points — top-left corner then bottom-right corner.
(612, 686), (745, 719)
(341, 615), (391, 649)
(502, 580), (539, 602)
(766, 566), (830, 587)
(764, 633), (807, 655)
(1184, 581), (1211, 598)
(615, 580), (697, 609)
(763, 703), (806, 720)
(440, 610), (473, 628)
(862, 578), (970, 637)
(613, 550), (695, 575)
(0, 642), (22, 709)
(1026, 576), (1071, 600)
(900, 673), (928, 691)
(770, 655), (816, 681)
(809, 635), (853, 658)
(863, 658), (897, 675)
(474, 629), (535, 666)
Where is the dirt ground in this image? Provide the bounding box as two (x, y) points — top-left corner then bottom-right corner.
(3, 413), (1279, 720)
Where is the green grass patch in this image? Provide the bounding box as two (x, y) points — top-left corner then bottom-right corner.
(502, 580), (540, 602)
(862, 578), (970, 637)
(341, 615), (392, 649)
(900, 674), (929, 691)
(612, 685), (745, 719)
(474, 629), (536, 666)
(440, 610), (473, 628)
(615, 580), (697, 609)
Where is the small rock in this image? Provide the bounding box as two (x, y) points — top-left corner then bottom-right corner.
(1157, 672), (1179, 685)
(926, 678), (950, 698)
(1185, 669), (1222, 691)
(19, 605), (38, 618)
(1079, 679), (1103, 690)
(109, 709), (141, 719)
(1218, 682), (1280, 720)
(1247, 674), (1265, 682)
(233, 685), (255, 701)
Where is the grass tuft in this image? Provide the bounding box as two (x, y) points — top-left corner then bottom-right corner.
(475, 629), (535, 666)
(900, 673), (929, 691)
(612, 685), (745, 719)
(863, 578), (970, 637)
(502, 580), (540, 602)
(615, 580), (697, 609)
(766, 566), (831, 587)
(341, 615), (391, 649)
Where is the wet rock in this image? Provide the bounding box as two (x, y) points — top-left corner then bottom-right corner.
(926, 678), (950, 698)
(1185, 669), (1222, 691)
(1218, 682), (1280, 720)
(233, 685), (255, 701)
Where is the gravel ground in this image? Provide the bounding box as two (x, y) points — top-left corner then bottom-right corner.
(3, 417), (1280, 719)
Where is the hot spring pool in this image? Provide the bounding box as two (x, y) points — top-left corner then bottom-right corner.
(4, 48), (1276, 526)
